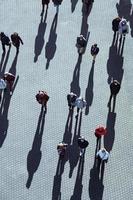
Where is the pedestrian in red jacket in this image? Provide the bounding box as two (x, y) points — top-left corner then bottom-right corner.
(95, 126), (107, 139)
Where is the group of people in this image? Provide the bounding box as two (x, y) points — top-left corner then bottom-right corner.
(56, 15), (126, 165)
(0, 32), (23, 54)
(76, 34), (99, 61)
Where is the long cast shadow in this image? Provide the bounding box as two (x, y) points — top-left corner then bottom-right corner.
(107, 33), (125, 85)
(70, 55), (82, 97)
(71, 0), (78, 13)
(116, 0), (133, 37)
(63, 109), (74, 146)
(51, 109), (74, 200)
(45, 13), (58, 70)
(0, 52), (6, 74)
(70, 156), (85, 200)
(51, 158), (66, 200)
(104, 112), (116, 153)
(69, 111), (82, 178)
(88, 139), (104, 200)
(34, 9), (48, 63)
(9, 54), (18, 76)
(85, 60), (95, 115)
(0, 47), (11, 75)
(0, 76), (19, 147)
(26, 107), (46, 189)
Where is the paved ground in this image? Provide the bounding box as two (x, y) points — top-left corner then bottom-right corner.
(0, 0), (133, 200)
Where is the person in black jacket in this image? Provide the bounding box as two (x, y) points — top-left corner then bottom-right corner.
(67, 92), (77, 110)
(108, 80), (120, 111)
(11, 32), (23, 54)
(112, 17), (121, 33)
(78, 136), (89, 157)
(0, 32), (11, 52)
(76, 35), (87, 54)
(90, 43), (99, 61)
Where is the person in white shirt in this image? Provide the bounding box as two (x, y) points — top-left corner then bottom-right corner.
(118, 18), (129, 36)
(75, 97), (87, 117)
(96, 148), (109, 163)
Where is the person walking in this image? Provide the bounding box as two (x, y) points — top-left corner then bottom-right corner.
(36, 90), (49, 112)
(118, 18), (129, 37)
(75, 96), (87, 117)
(95, 125), (107, 139)
(90, 44), (99, 61)
(96, 148), (109, 163)
(67, 92), (77, 110)
(108, 80), (120, 108)
(76, 35), (87, 54)
(57, 142), (68, 158)
(75, 97), (87, 117)
(3, 72), (15, 95)
(11, 32), (23, 54)
(78, 136), (89, 157)
(0, 32), (11, 52)
(112, 17), (121, 34)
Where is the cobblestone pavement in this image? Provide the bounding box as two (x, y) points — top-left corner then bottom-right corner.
(0, 0), (133, 200)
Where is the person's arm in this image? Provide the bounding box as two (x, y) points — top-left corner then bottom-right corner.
(19, 36), (24, 45)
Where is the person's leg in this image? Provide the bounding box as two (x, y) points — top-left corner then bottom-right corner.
(107, 94), (112, 107)
(2, 43), (5, 52)
(8, 81), (13, 95)
(16, 42), (20, 54)
(75, 107), (80, 118)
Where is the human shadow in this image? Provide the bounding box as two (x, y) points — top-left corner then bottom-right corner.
(45, 13), (58, 69)
(52, 158), (66, 200)
(0, 47), (11, 75)
(104, 112), (116, 153)
(9, 54), (18, 76)
(26, 106), (46, 189)
(89, 139), (104, 200)
(80, 14), (90, 41)
(82, 1), (93, 21)
(69, 111), (82, 178)
(34, 9), (48, 63)
(0, 52), (6, 73)
(107, 33), (125, 85)
(116, 0), (133, 37)
(70, 156), (85, 200)
(71, 0), (78, 13)
(63, 109), (74, 146)
(85, 60), (95, 115)
(108, 93), (118, 113)
(70, 55), (82, 97)
(0, 76), (19, 147)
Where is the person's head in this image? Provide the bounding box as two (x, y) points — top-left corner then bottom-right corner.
(101, 148), (106, 153)
(0, 32), (4, 38)
(94, 43), (97, 47)
(13, 32), (18, 36)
